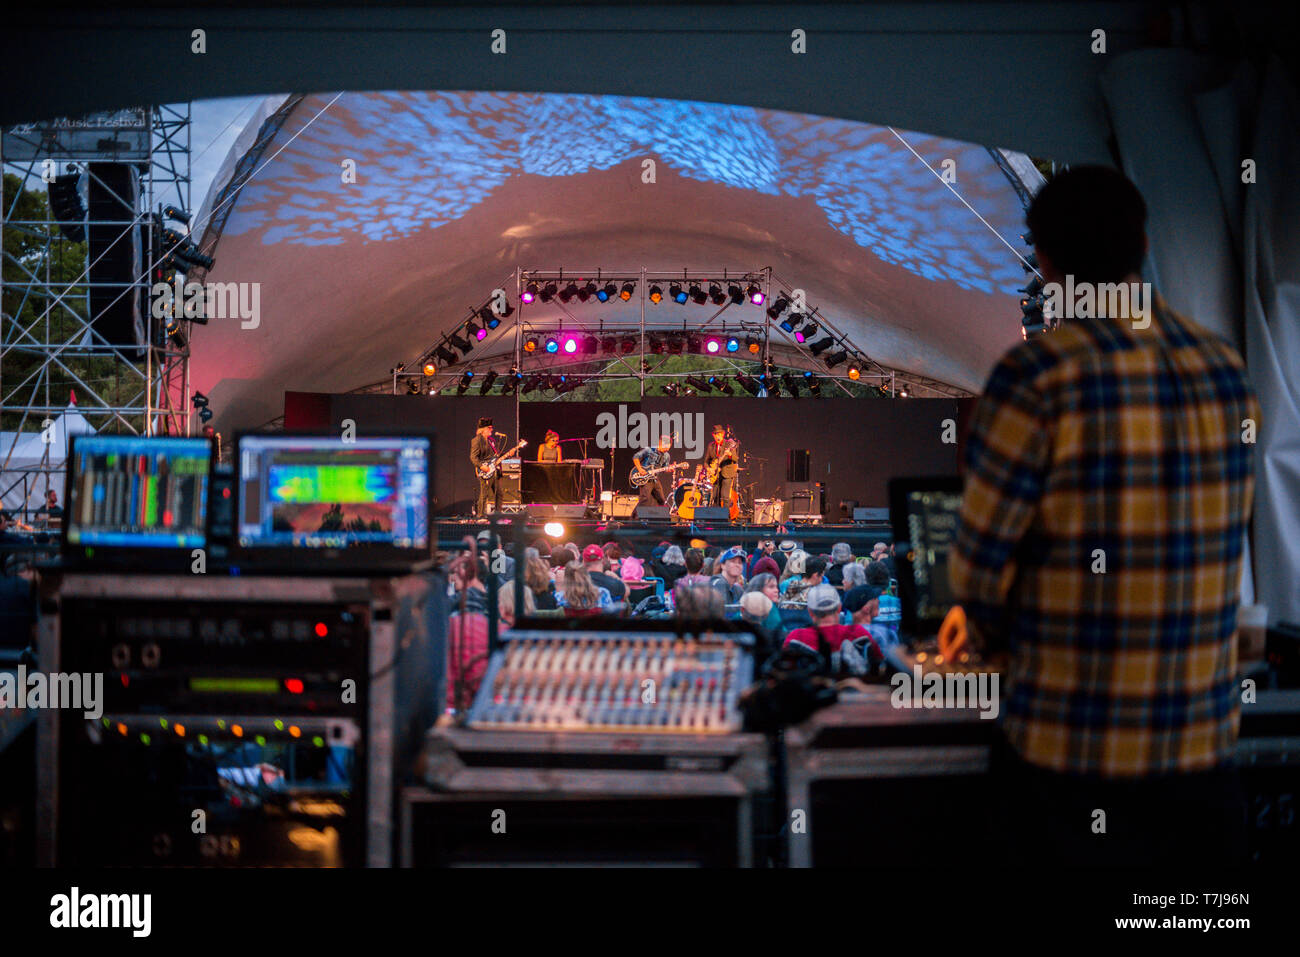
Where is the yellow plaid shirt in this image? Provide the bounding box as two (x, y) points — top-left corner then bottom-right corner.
(950, 293), (1258, 777)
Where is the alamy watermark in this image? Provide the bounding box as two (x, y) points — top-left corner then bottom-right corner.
(50, 887), (151, 937)
(0, 666), (103, 719)
(594, 406), (706, 458)
(1042, 277), (1153, 328)
(890, 665), (1000, 720)
(151, 275), (261, 329)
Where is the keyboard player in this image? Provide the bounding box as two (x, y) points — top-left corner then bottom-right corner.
(537, 430), (563, 462)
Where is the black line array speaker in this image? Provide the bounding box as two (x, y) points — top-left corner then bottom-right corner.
(47, 172), (86, 243)
(85, 162), (144, 350)
(786, 449), (810, 483)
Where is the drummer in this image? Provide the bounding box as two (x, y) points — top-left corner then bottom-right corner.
(537, 430), (563, 462)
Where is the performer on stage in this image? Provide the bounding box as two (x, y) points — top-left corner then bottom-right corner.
(470, 417), (501, 519)
(704, 424), (739, 509)
(538, 430), (562, 462)
(632, 434), (674, 508)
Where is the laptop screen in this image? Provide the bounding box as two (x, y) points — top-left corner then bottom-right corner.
(888, 476), (963, 635)
(236, 435), (430, 553)
(65, 436), (212, 550)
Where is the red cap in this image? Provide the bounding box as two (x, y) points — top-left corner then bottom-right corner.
(582, 544), (605, 562)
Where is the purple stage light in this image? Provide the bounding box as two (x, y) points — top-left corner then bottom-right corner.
(563, 337), (578, 354)
(705, 338), (721, 354)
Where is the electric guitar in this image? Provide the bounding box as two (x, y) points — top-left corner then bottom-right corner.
(477, 439), (527, 479)
(628, 460), (687, 488)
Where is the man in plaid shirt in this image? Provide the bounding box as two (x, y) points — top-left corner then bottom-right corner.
(950, 166), (1259, 866)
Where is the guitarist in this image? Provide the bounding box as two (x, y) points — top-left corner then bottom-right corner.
(470, 417), (501, 520)
(704, 424), (740, 509)
(632, 434), (674, 508)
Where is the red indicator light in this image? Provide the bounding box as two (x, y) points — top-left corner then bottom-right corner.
(120, 674), (130, 687)
(314, 622), (328, 638)
(285, 678), (305, 694)
(222, 488), (231, 499)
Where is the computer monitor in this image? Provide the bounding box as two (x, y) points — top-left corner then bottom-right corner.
(63, 435), (213, 568)
(234, 434), (431, 571)
(888, 476), (963, 637)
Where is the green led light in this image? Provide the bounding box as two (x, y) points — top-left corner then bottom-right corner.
(159, 718), (168, 729)
(140, 733), (151, 746)
(190, 677), (279, 694)
(312, 736), (325, 748)
(101, 718), (110, 727)
(198, 734), (209, 746)
(255, 735), (267, 746)
(217, 719), (227, 730)
(274, 719), (284, 731)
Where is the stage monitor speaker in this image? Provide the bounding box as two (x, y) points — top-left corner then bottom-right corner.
(853, 507), (890, 524)
(692, 507), (731, 523)
(787, 449), (810, 483)
(635, 506), (671, 522)
(526, 503), (585, 520)
(85, 162), (144, 350)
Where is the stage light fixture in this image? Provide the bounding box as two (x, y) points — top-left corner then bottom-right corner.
(728, 283), (745, 305)
(1022, 253), (1039, 274)
(649, 285), (664, 304)
(686, 376), (712, 393)
(601, 337), (617, 354)
(1019, 275), (1044, 298)
(746, 337), (761, 355)
(898, 384), (910, 397)
(480, 371), (498, 393)
(824, 349), (847, 369)
(479, 307), (503, 328)
(704, 337), (722, 354)
(522, 282), (539, 304)
(780, 315), (797, 334)
(524, 336), (538, 353)
(808, 335), (834, 356)
(782, 374), (800, 397)
(598, 282), (617, 302)
(559, 282), (579, 303)
(709, 283), (727, 305)
(422, 362), (437, 376)
(545, 336), (559, 354)
(406, 379), (422, 395)
(809, 379), (822, 397)
(579, 281), (597, 302)
(449, 332), (474, 354)
(466, 320), (486, 341)
(563, 336), (579, 354)
(736, 374), (761, 396)
(670, 283), (688, 304)
(435, 346), (457, 366)
(764, 375), (780, 397)
(540, 282), (559, 303)
(650, 337), (667, 355)
(690, 283), (707, 304)
(767, 296), (790, 320)
(725, 337), (740, 352)
(457, 370), (474, 394)
(522, 375), (542, 394)
(795, 320), (818, 342)
(543, 521), (564, 538)
(847, 362), (861, 380)
(747, 284), (764, 306)
(713, 376), (734, 395)
(620, 337), (636, 354)
(663, 383), (680, 397)
(619, 281), (635, 301)
(583, 335), (598, 354)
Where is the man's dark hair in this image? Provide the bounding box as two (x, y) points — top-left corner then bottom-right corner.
(805, 556), (827, 577)
(550, 546), (575, 568)
(1025, 165), (1147, 285)
(684, 547), (705, 573)
(866, 560), (891, 587)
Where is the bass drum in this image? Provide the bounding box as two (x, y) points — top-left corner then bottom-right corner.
(673, 481), (701, 518)
(753, 498), (784, 524)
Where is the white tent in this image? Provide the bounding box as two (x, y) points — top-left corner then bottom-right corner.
(0, 406), (97, 516)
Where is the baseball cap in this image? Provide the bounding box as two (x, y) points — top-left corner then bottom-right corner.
(582, 544), (605, 562)
(806, 584), (842, 615)
(843, 584), (884, 614)
(719, 545), (747, 563)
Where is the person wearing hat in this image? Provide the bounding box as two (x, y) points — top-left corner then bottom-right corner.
(785, 584), (883, 660)
(710, 545), (747, 603)
(842, 583), (898, 653)
(583, 543), (627, 601)
(469, 417), (501, 520)
(746, 538), (776, 578)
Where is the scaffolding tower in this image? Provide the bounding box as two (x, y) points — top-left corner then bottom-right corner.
(1, 104), (192, 518)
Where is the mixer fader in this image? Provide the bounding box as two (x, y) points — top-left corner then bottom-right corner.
(465, 631), (753, 733)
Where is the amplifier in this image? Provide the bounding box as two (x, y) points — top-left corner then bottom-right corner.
(37, 571), (448, 867)
(605, 493), (639, 519)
